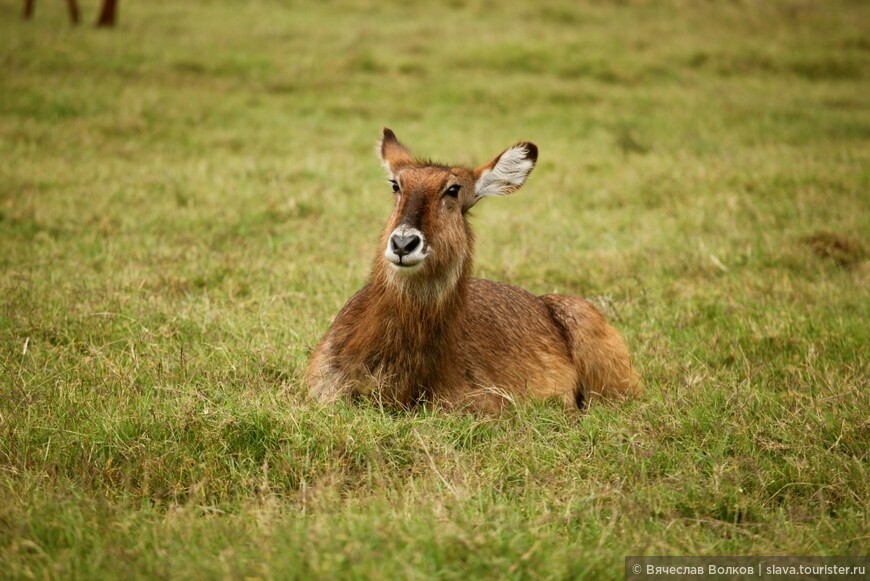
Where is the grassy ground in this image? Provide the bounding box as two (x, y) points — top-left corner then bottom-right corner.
(1, 0), (868, 578)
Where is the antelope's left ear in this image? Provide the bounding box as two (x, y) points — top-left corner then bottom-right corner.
(472, 142), (538, 203)
(377, 128), (415, 178)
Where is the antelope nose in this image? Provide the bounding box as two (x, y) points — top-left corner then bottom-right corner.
(390, 233), (421, 257)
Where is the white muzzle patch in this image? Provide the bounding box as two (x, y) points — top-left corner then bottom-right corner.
(384, 226), (429, 273)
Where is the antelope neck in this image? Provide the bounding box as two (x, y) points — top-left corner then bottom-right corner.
(369, 263), (469, 348)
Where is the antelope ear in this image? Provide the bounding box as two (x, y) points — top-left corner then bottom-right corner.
(377, 128), (415, 178)
(472, 142), (538, 203)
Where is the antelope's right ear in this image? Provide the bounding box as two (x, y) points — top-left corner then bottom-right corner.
(472, 142), (538, 204)
(377, 128), (414, 178)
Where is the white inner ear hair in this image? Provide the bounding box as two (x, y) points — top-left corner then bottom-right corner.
(475, 146), (534, 199)
(376, 139), (394, 178)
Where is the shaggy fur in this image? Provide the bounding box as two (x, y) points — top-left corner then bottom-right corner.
(305, 129), (642, 413)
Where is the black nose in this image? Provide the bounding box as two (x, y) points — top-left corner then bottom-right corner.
(390, 233), (421, 257)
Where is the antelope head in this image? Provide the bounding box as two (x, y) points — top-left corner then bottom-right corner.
(377, 128), (538, 297)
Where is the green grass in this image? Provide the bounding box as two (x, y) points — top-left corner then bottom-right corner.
(1, 0), (869, 578)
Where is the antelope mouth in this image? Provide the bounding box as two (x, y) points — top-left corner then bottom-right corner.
(384, 226), (429, 273)
(388, 258), (426, 273)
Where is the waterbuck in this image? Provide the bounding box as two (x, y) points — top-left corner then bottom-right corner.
(305, 129), (641, 413)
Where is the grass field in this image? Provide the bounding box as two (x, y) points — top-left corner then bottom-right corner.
(1, 0), (869, 578)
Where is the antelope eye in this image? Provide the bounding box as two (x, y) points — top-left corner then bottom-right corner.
(444, 184), (461, 198)
(390, 180), (400, 193)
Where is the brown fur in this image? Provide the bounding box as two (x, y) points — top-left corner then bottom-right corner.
(305, 129), (641, 413)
